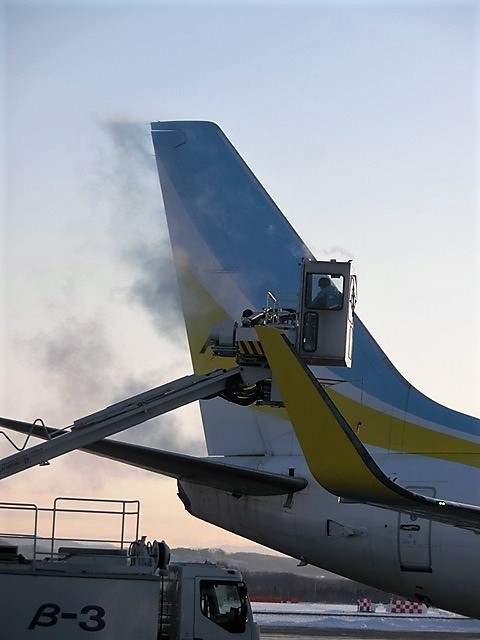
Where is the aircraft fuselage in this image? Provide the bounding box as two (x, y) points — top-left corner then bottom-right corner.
(180, 453), (480, 618)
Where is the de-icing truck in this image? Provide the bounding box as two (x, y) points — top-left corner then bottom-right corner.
(0, 497), (259, 640)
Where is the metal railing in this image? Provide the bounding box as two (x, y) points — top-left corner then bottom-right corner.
(0, 496), (140, 565)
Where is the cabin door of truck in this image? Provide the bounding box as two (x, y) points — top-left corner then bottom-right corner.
(194, 578), (249, 640)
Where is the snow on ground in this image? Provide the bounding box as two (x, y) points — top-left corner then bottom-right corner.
(252, 602), (480, 634)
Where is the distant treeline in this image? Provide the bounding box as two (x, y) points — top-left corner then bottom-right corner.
(170, 548), (397, 604)
(242, 571), (394, 604)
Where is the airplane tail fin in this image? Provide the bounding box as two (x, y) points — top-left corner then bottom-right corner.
(151, 121), (310, 455)
(151, 121), (479, 463)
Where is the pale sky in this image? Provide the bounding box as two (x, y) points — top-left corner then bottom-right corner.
(1, 1), (479, 550)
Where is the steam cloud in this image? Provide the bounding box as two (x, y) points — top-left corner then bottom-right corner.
(20, 119), (205, 466)
(99, 120), (183, 330)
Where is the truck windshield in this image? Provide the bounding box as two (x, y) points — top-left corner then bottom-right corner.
(200, 580), (248, 633)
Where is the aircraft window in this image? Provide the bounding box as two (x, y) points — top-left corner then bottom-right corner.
(307, 273), (344, 310)
(199, 580), (248, 634)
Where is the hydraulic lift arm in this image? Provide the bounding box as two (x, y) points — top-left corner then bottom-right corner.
(0, 367), (245, 481)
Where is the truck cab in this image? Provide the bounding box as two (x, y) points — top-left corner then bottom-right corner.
(161, 563), (258, 640)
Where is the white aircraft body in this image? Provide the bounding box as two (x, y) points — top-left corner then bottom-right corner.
(2, 121), (479, 618)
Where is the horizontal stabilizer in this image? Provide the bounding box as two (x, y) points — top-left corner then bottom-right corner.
(257, 326), (480, 530)
(0, 417), (307, 497)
